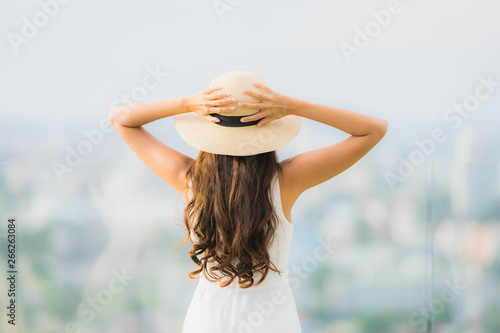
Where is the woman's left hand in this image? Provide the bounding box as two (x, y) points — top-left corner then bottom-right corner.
(185, 86), (236, 123)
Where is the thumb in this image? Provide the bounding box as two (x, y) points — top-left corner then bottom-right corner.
(205, 114), (219, 123)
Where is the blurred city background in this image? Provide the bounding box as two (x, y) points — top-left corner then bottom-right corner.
(1, 0), (499, 332)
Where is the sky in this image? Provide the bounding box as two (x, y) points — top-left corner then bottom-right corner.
(1, 0), (500, 165)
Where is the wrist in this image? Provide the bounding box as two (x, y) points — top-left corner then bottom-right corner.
(286, 97), (306, 116)
(181, 95), (193, 114)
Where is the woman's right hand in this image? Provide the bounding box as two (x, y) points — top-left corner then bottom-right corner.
(237, 82), (297, 127)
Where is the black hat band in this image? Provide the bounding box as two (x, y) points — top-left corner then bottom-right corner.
(209, 113), (263, 127)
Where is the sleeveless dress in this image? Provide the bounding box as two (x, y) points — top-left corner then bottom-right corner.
(182, 172), (302, 333)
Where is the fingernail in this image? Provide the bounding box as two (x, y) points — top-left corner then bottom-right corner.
(230, 107), (235, 110)
(242, 89), (247, 93)
(232, 98), (236, 102)
(227, 93), (231, 96)
(237, 102), (242, 106)
(241, 118), (245, 122)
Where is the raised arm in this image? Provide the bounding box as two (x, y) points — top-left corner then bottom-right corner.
(237, 82), (388, 206)
(108, 87), (235, 193)
(282, 98), (387, 195)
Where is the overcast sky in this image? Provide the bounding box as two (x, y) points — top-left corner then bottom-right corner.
(1, 0), (499, 164)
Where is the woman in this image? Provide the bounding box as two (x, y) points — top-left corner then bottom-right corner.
(109, 71), (388, 332)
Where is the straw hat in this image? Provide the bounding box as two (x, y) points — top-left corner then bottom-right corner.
(174, 71), (302, 156)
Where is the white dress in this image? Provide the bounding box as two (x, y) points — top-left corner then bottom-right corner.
(182, 172), (301, 333)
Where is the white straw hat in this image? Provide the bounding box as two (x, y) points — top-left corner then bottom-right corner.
(174, 71), (302, 156)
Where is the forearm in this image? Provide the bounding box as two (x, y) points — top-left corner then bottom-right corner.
(109, 96), (188, 128)
(289, 98), (387, 137)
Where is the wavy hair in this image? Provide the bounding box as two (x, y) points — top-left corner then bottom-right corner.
(179, 150), (283, 289)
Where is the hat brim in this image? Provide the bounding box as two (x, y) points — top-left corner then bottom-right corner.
(174, 112), (302, 156)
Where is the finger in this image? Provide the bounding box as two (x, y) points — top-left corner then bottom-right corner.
(251, 82), (274, 94)
(210, 106), (235, 113)
(237, 101), (265, 109)
(204, 86), (223, 95)
(206, 98), (236, 106)
(240, 110), (266, 123)
(241, 88), (266, 100)
(206, 92), (231, 100)
(204, 114), (220, 123)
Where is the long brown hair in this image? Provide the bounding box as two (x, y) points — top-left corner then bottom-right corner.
(179, 150), (283, 289)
